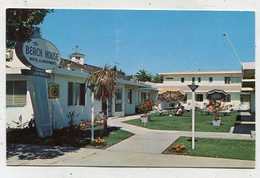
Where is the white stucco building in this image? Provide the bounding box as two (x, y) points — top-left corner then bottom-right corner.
(5, 47), (255, 129)
(149, 70), (251, 110)
(6, 50), (155, 129)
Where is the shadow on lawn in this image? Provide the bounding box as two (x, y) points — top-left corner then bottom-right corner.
(7, 143), (79, 160)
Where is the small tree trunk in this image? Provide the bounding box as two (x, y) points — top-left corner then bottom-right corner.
(102, 99), (108, 136)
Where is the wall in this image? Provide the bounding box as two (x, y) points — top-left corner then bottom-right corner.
(49, 73), (101, 129)
(163, 74), (241, 86)
(6, 75), (34, 128)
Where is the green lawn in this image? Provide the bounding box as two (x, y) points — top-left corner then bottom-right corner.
(124, 111), (238, 132)
(166, 136), (255, 160)
(7, 126), (134, 148)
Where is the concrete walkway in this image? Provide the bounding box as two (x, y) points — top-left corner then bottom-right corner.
(107, 114), (253, 154)
(6, 114), (255, 167)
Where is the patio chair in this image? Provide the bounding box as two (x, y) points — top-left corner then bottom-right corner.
(218, 105), (233, 116)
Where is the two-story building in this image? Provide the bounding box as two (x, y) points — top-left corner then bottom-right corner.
(150, 70), (250, 110)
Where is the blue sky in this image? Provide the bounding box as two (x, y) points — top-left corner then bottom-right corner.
(39, 10), (255, 75)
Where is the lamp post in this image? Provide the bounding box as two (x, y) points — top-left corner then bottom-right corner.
(188, 82), (199, 150)
(87, 84), (95, 142)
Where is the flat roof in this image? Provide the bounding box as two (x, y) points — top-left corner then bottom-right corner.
(158, 70), (242, 76)
(242, 62), (255, 70)
(152, 84), (242, 92)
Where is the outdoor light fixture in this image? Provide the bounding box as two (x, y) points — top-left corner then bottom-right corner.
(188, 82), (199, 92)
(188, 82), (199, 150)
(87, 84), (95, 142)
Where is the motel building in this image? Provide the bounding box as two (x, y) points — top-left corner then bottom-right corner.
(149, 69), (252, 111)
(5, 34), (254, 133)
(6, 47), (156, 130)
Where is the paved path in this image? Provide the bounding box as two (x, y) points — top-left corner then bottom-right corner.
(6, 114), (255, 167)
(107, 114), (253, 154)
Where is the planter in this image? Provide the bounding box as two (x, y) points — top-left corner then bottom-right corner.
(141, 116), (149, 123)
(212, 119), (221, 126)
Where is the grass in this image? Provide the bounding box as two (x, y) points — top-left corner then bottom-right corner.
(124, 111), (238, 132)
(163, 136), (255, 161)
(7, 125), (134, 149)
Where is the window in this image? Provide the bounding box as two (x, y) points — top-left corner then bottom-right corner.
(115, 87), (122, 112)
(223, 94), (231, 102)
(181, 78), (185, 83)
(166, 77), (173, 80)
(6, 81), (27, 106)
(75, 56), (81, 60)
(182, 94), (187, 104)
(240, 95), (250, 103)
(209, 77), (213, 82)
(68, 82), (85, 106)
(198, 77), (201, 83)
(127, 89), (132, 104)
(195, 94), (203, 102)
(192, 77), (195, 83)
(225, 77), (231, 84)
(141, 92), (146, 101)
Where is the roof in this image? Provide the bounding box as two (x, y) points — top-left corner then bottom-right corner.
(151, 84), (242, 93)
(60, 58), (127, 79)
(158, 70), (242, 76)
(117, 78), (152, 88)
(242, 62), (255, 70)
(69, 52), (85, 57)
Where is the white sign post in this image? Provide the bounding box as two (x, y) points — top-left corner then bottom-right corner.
(16, 35), (61, 137)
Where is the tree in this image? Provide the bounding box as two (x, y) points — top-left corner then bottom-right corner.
(152, 74), (163, 83)
(135, 69), (153, 82)
(85, 65), (116, 136)
(6, 9), (53, 48)
(110, 65), (126, 76)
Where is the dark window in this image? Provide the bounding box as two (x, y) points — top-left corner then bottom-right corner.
(225, 77), (231, 84)
(141, 92), (146, 101)
(195, 94), (203, 102)
(166, 77), (173, 80)
(209, 77), (213, 82)
(223, 94), (231, 102)
(183, 94), (187, 104)
(6, 81), (27, 106)
(80, 83), (85, 105)
(68, 82), (73, 105)
(68, 82), (85, 106)
(127, 89), (132, 104)
(192, 77), (195, 83)
(198, 77), (201, 83)
(75, 56), (81, 60)
(181, 78), (185, 83)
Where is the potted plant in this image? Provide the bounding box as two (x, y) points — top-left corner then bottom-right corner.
(138, 99), (154, 123)
(209, 100), (222, 126)
(212, 116), (221, 126)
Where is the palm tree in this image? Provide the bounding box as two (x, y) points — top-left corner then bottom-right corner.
(152, 74), (163, 83)
(85, 65), (116, 135)
(136, 69), (152, 82)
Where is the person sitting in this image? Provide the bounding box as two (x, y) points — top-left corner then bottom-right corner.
(207, 105), (214, 114)
(152, 103), (162, 116)
(175, 106), (184, 116)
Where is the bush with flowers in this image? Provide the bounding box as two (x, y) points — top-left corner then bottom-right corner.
(169, 144), (187, 155)
(136, 99), (155, 116)
(92, 137), (106, 146)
